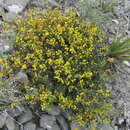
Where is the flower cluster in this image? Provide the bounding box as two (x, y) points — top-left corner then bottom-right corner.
(1, 8), (112, 127)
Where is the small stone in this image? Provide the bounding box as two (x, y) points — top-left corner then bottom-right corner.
(56, 115), (69, 130)
(118, 118), (124, 125)
(24, 122), (36, 130)
(45, 105), (61, 116)
(11, 71), (29, 84)
(7, 5), (23, 14)
(17, 109), (33, 124)
(6, 117), (16, 130)
(40, 114), (56, 129)
(112, 19), (119, 25)
(123, 60), (130, 67)
(4, 0), (31, 14)
(0, 112), (7, 128)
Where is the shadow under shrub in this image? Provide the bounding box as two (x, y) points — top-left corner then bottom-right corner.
(0, 8), (112, 128)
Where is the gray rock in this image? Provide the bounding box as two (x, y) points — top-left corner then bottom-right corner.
(0, 112), (7, 128)
(101, 124), (114, 130)
(50, 124), (61, 130)
(0, 0), (4, 3)
(45, 106), (61, 116)
(0, 6), (4, 13)
(7, 5), (23, 14)
(6, 117), (16, 130)
(24, 122), (36, 130)
(36, 127), (45, 130)
(108, 26), (116, 34)
(62, 110), (73, 119)
(118, 118), (124, 125)
(125, 1), (130, 11)
(11, 71), (29, 84)
(0, 39), (4, 53)
(70, 121), (86, 130)
(40, 114), (56, 129)
(4, 0), (31, 14)
(7, 107), (25, 118)
(0, 0), (4, 7)
(3, 12), (17, 22)
(20, 125), (24, 130)
(15, 124), (20, 130)
(30, 1), (45, 9)
(0, 113), (7, 128)
(17, 109), (33, 124)
(47, 0), (61, 7)
(56, 115), (69, 130)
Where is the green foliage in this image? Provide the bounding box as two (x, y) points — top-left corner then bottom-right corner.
(0, 8), (112, 127)
(109, 38), (130, 60)
(75, 0), (117, 27)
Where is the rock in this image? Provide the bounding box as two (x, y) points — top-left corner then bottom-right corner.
(70, 121), (86, 130)
(24, 122), (36, 130)
(11, 71), (29, 84)
(45, 105), (61, 116)
(17, 109), (33, 124)
(62, 110), (73, 119)
(7, 5), (23, 14)
(4, 0), (31, 14)
(123, 60), (130, 67)
(0, 6), (4, 14)
(6, 117), (16, 130)
(125, 1), (130, 11)
(47, 0), (61, 7)
(0, 0), (4, 3)
(36, 127), (45, 130)
(112, 19), (119, 25)
(7, 107), (25, 118)
(40, 114), (56, 129)
(50, 124), (61, 130)
(101, 124), (114, 130)
(0, 39), (4, 53)
(30, 1), (45, 9)
(56, 115), (69, 130)
(15, 124), (20, 130)
(3, 12), (17, 22)
(0, 112), (7, 128)
(108, 26), (116, 34)
(118, 118), (124, 125)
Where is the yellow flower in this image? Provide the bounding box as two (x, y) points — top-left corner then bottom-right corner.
(107, 58), (114, 63)
(45, 31), (49, 36)
(0, 73), (3, 77)
(21, 64), (27, 69)
(81, 72), (93, 78)
(0, 58), (3, 63)
(10, 102), (17, 108)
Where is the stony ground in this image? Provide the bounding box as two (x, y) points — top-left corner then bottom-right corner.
(1, 0), (130, 130)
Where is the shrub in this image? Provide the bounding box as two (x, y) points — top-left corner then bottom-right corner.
(0, 8), (112, 127)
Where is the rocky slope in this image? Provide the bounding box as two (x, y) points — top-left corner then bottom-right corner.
(1, 0), (130, 130)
